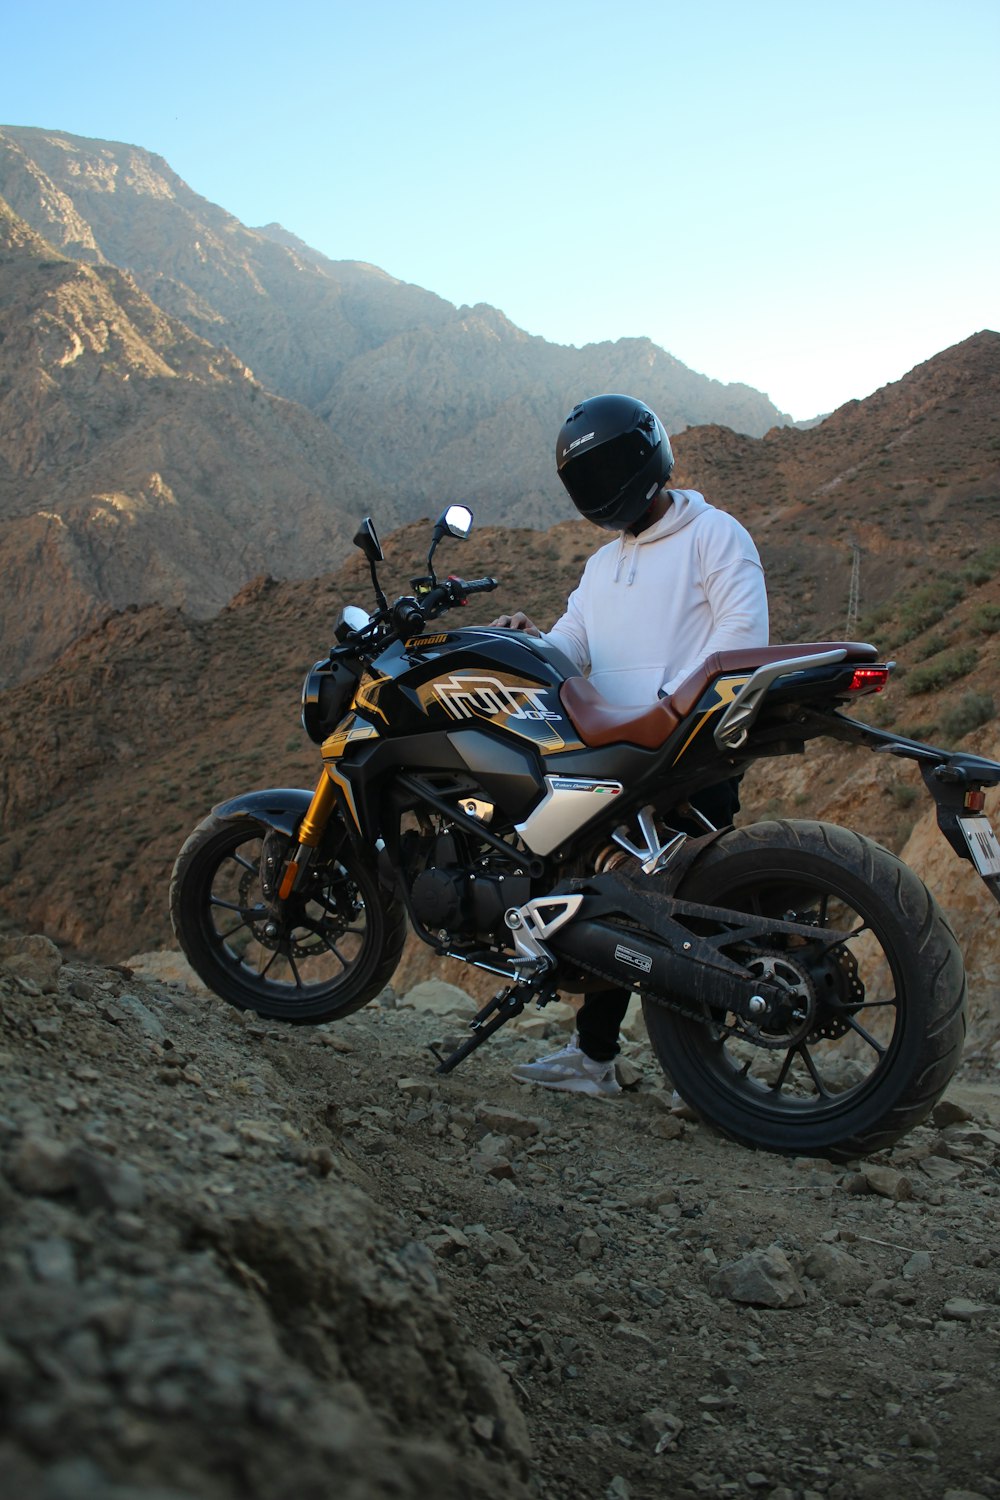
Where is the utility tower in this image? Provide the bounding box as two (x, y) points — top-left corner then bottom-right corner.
(846, 539), (862, 636)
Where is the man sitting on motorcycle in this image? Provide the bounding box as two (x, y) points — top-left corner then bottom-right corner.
(490, 393), (769, 1096)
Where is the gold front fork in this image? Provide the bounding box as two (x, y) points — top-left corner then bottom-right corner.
(277, 771), (338, 900)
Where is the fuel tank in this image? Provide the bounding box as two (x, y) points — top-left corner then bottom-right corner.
(350, 626), (586, 754)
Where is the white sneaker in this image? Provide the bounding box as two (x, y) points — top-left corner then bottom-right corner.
(511, 1033), (622, 1097)
(670, 1088), (700, 1121)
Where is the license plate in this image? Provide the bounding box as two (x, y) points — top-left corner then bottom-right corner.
(958, 816), (1000, 877)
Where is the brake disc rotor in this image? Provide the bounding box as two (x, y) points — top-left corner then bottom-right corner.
(806, 944), (866, 1041)
(289, 865), (364, 955)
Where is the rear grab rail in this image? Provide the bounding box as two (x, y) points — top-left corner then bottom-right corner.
(713, 649), (848, 750)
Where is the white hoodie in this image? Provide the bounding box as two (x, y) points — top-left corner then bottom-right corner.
(542, 489), (768, 708)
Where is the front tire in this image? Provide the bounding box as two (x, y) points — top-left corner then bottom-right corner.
(170, 812), (406, 1023)
(642, 820), (967, 1159)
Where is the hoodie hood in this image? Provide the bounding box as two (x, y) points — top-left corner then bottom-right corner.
(612, 489), (708, 584)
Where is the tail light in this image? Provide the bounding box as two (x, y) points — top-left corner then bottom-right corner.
(848, 667), (890, 695)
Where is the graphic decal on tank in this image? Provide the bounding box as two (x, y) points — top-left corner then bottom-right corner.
(413, 671), (583, 754)
(352, 670), (394, 725)
(433, 674), (561, 723)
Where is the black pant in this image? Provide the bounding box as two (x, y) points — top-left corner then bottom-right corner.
(576, 779), (740, 1062)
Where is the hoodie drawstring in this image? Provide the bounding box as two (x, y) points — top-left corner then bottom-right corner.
(612, 533), (640, 586)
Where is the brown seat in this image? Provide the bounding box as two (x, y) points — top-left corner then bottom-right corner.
(559, 641), (879, 750)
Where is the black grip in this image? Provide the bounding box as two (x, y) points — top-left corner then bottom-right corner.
(462, 576), (499, 594)
(392, 598), (425, 634)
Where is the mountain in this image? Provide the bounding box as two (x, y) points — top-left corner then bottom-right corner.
(0, 130), (998, 1029)
(0, 194), (390, 686)
(0, 125), (790, 520)
(0, 124), (800, 685)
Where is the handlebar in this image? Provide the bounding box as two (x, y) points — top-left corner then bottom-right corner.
(331, 574), (500, 661)
(416, 575), (498, 620)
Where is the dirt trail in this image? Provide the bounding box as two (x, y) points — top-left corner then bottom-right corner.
(1, 936), (998, 1500)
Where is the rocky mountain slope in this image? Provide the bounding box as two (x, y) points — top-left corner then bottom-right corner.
(2, 124), (998, 1500)
(0, 125), (789, 519)
(0, 196), (384, 685)
(0, 131), (996, 1055)
(1, 934), (998, 1500)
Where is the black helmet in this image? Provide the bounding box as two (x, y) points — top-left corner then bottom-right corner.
(556, 394), (674, 530)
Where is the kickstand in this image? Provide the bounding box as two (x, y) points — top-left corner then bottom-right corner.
(429, 983), (540, 1074)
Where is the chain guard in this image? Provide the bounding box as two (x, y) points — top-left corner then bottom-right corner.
(570, 913), (865, 1053)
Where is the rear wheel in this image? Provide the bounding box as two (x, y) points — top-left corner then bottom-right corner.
(642, 819), (967, 1158)
(170, 812), (406, 1022)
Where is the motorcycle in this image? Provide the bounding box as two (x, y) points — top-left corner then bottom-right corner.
(170, 507), (1000, 1158)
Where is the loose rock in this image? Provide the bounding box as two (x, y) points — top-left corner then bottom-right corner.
(711, 1245), (807, 1308)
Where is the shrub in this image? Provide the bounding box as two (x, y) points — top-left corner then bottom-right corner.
(902, 645), (979, 696)
(969, 603), (1000, 635)
(939, 691), (996, 742)
(863, 696), (897, 728)
(860, 576), (969, 650)
(961, 544), (1000, 586)
(857, 601), (893, 637)
(899, 720), (937, 741)
(913, 631), (951, 661)
(894, 579), (964, 643)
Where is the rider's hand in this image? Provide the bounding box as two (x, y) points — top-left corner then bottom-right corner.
(489, 611), (542, 636)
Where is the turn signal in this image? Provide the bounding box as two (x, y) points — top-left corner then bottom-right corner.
(964, 789), (987, 812)
(849, 667), (890, 694)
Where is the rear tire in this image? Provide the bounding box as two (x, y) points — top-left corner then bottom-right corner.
(642, 819), (967, 1159)
(170, 812), (406, 1023)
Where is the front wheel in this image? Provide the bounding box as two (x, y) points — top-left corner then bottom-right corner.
(643, 820), (967, 1159)
(170, 812), (406, 1023)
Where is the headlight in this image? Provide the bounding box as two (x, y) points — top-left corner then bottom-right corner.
(300, 660), (356, 744)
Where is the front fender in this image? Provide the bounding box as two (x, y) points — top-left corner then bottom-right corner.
(212, 788), (315, 839)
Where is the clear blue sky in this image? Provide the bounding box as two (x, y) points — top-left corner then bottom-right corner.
(4, 0), (998, 419)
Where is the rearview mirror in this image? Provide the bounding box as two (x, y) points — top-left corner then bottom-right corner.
(442, 504), (473, 539)
(353, 517), (384, 564)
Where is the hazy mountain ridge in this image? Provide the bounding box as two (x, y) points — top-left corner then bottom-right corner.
(0, 123), (802, 684)
(0, 127), (458, 409)
(0, 126), (791, 490)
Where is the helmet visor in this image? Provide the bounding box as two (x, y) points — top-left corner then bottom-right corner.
(561, 428), (659, 518)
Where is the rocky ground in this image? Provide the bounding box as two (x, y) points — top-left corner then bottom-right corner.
(1, 933), (998, 1500)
